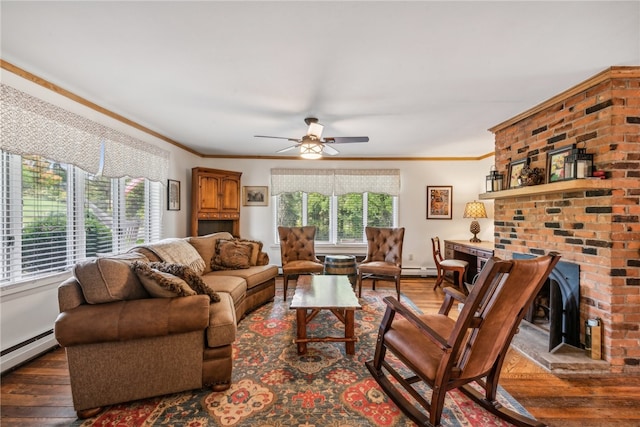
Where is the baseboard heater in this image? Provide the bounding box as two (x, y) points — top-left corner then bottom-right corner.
(1, 329), (57, 373)
(401, 267), (436, 277)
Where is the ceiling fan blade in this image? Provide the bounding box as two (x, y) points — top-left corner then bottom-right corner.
(255, 135), (300, 142)
(323, 136), (369, 144)
(276, 145), (299, 153)
(323, 144), (339, 155)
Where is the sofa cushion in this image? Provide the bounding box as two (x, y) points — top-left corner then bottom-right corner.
(132, 238), (207, 275)
(131, 261), (196, 298)
(211, 239), (253, 270)
(148, 262), (220, 303)
(206, 264), (278, 290)
(236, 238), (263, 266)
(200, 275), (247, 305)
(186, 232), (234, 274)
(206, 291), (237, 348)
(73, 252), (149, 304)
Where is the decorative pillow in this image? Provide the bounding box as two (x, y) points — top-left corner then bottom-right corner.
(211, 239), (253, 271)
(235, 238), (263, 266)
(186, 232), (234, 274)
(131, 261), (196, 298)
(148, 262), (220, 302)
(74, 252), (149, 304)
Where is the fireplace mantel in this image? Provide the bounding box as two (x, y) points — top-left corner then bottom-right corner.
(478, 179), (611, 200)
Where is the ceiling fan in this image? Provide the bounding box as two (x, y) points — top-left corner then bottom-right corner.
(254, 117), (369, 159)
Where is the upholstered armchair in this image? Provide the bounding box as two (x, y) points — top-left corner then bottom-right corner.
(278, 226), (324, 301)
(357, 227), (405, 300)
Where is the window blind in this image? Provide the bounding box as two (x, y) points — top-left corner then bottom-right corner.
(0, 151), (162, 287)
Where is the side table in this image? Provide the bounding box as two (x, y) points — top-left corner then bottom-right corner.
(323, 254), (357, 287)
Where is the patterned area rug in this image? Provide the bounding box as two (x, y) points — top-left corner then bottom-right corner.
(75, 288), (530, 426)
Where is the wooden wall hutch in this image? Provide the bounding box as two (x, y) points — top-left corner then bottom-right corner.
(190, 167), (242, 237)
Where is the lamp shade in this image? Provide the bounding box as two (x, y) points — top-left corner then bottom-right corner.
(463, 201), (487, 219)
(299, 142), (323, 159)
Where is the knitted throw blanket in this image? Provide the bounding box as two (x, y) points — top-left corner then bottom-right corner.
(138, 238), (206, 275)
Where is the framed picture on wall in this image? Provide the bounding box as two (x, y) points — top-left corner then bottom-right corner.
(167, 179), (180, 211)
(507, 159), (527, 188)
(426, 185), (453, 219)
(243, 186), (269, 206)
(547, 145), (573, 182)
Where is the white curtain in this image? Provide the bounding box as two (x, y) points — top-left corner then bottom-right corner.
(0, 84), (169, 182)
(271, 168), (400, 196)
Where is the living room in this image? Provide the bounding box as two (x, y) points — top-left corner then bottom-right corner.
(1, 1), (639, 426)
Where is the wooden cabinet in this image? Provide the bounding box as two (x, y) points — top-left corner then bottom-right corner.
(191, 167), (242, 236)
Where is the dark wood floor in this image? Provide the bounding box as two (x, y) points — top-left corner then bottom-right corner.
(2, 278), (640, 426)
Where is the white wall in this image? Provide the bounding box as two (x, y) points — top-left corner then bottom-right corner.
(0, 69), (495, 371)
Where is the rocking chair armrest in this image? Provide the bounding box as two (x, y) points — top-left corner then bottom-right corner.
(382, 296), (451, 351)
(439, 287), (467, 315)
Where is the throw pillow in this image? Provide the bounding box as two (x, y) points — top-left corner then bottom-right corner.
(148, 262), (220, 303)
(235, 238), (263, 266)
(211, 239), (253, 271)
(74, 252), (149, 304)
(186, 232), (234, 274)
(131, 261), (196, 298)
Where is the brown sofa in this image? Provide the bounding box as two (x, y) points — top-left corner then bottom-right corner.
(54, 232), (278, 418)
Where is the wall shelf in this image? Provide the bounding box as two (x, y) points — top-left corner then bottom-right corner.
(479, 179), (611, 200)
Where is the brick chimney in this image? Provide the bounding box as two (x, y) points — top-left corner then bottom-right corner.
(487, 66), (640, 374)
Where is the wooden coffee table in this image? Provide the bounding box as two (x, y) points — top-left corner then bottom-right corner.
(289, 275), (362, 355)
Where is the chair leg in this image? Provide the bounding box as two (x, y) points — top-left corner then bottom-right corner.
(430, 387), (448, 427)
(357, 271), (363, 297)
(433, 267), (444, 290)
(395, 276), (401, 300)
(283, 275), (289, 301)
(457, 268), (466, 292)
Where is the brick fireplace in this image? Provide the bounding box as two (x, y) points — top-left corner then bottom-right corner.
(486, 66), (640, 374)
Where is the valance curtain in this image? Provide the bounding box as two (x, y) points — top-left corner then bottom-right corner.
(271, 168), (400, 196)
(271, 168), (335, 196)
(335, 169), (400, 196)
(0, 84), (169, 183)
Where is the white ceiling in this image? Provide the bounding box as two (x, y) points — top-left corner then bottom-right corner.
(1, 1), (639, 159)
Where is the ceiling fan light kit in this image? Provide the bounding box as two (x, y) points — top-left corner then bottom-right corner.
(255, 117), (369, 159)
(300, 141), (324, 159)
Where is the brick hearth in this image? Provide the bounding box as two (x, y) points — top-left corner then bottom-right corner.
(487, 66), (640, 374)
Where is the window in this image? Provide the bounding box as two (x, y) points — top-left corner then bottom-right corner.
(0, 151), (162, 287)
(275, 191), (397, 244)
(272, 168), (400, 245)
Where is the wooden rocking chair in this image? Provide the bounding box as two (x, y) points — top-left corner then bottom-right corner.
(366, 253), (560, 427)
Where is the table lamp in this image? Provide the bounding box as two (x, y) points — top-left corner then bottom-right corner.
(463, 201), (487, 243)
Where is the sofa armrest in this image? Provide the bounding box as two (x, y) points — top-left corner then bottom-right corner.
(55, 295), (210, 347)
(58, 277), (87, 312)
